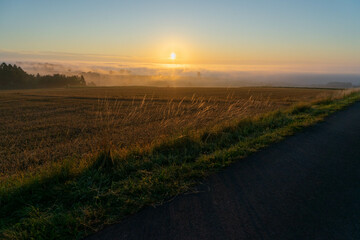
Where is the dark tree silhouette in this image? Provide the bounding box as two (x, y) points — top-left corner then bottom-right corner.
(0, 62), (86, 89)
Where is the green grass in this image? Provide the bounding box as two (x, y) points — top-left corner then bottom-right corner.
(1, 91), (360, 239)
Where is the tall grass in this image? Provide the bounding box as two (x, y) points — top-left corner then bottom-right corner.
(1, 87), (338, 176)
(90, 93), (274, 168)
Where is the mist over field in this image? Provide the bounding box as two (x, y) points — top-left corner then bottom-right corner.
(4, 59), (360, 88)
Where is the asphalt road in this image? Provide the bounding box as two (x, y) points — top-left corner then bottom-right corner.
(86, 102), (360, 240)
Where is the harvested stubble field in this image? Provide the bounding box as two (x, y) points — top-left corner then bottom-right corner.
(0, 86), (337, 176)
(2, 86), (359, 240)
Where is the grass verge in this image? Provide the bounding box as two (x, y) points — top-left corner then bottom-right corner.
(1, 91), (360, 239)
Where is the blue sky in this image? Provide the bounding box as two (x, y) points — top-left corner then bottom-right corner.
(1, 0), (359, 72)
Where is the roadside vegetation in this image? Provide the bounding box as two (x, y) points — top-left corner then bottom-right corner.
(1, 88), (359, 239)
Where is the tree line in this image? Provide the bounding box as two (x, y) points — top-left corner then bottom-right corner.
(0, 62), (86, 89)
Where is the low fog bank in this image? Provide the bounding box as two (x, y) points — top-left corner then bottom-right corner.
(11, 61), (360, 88)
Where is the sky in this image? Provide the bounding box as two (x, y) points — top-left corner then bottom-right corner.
(1, 0), (360, 76)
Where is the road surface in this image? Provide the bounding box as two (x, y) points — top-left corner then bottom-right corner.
(86, 101), (360, 240)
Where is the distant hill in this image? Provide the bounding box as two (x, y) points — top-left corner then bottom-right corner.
(0, 62), (86, 89)
(326, 82), (353, 88)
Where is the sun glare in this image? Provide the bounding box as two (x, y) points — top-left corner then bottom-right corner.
(170, 52), (176, 60)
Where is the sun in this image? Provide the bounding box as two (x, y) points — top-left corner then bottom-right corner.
(170, 52), (176, 60)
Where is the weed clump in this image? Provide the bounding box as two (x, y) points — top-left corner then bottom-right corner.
(92, 150), (115, 171)
(290, 103), (311, 114)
